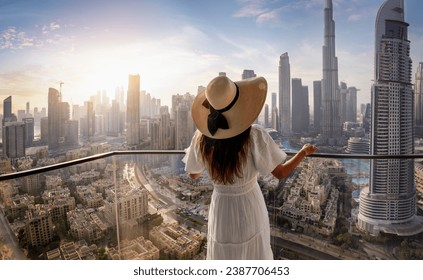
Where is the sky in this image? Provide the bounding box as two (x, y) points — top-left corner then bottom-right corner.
(1, 0), (423, 113)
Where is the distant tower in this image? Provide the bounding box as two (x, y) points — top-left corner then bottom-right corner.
(126, 74), (141, 146)
(346, 86), (358, 122)
(3, 96), (12, 119)
(358, 0), (423, 236)
(159, 106), (172, 149)
(107, 99), (120, 137)
(279, 53), (291, 135)
(242, 69), (256, 80)
(48, 88), (61, 150)
(2, 122), (25, 159)
(86, 101), (95, 139)
(291, 78), (309, 134)
(174, 94), (195, 149)
(321, 0), (342, 145)
(264, 104), (270, 128)
(415, 62), (423, 136)
(2, 96), (16, 125)
(22, 117), (34, 147)
(313, 80), (322, 134)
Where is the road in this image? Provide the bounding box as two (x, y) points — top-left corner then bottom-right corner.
(134, 164), (207, 233)
(272, 235), (339, 260)
(271, 227), (368, 260)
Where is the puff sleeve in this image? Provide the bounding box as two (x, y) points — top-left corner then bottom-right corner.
(251, 125), (287, 176)
(182, 130), (205, 174)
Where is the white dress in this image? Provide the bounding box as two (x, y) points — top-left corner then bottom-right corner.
(183, 125), (287, 260)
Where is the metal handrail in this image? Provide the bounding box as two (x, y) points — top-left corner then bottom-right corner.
(1, 149), (423, 181)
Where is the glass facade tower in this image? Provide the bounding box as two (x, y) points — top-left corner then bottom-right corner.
(358, 0), (423, 236)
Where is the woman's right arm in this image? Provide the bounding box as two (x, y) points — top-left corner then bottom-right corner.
(271, 144), (317, 179)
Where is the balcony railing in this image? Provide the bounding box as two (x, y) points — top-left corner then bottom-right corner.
(0, 150), (422, 260)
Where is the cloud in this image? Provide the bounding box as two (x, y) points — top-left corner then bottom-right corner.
(256, 9), (282, 24)
(0, 27), (36, 50)
(233, 4), (267, 18)
(0, 21), (73, 51)
(42, 21), (60, 34)
(233, 0), (282, 25)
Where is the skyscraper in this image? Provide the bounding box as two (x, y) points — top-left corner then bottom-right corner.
(321, 0), (342, 145)
(358, 0), (423, 236)
(345, 86), (358, 123)
(415, 62), (423, 136)
(264, 104), (270, 128)
(107, 99), (121, 137)
(127, 74), (141, 146)
(22, 117), (34, 147)
(3, 96), (12, 125)
(175, 102), (193, 150)
(48, 88), (61, 150)
(241, 69), (256, 80)
(313, 80), (322, 134)
(279, 53), (291, 135)
(291, 78), (309, 134)
(2, 121), (25, 159)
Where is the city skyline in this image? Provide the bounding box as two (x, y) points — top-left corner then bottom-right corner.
(1, 0), (423, 112)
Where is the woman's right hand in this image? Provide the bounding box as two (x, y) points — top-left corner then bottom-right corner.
(300, 144), (318, 156)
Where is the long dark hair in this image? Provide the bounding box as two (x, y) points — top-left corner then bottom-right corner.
(199, 126), (251, 184)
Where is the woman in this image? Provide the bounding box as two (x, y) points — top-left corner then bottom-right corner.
(183, 75), (317, 260)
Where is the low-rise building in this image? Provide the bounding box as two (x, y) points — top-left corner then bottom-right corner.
(149, 222), (204, 260)
(108, 236), (159, 260)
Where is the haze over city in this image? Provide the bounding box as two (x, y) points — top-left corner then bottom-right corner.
(1, 0), (423, 112)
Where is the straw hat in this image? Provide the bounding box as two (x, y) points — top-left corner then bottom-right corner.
(192, 75), (267, 139)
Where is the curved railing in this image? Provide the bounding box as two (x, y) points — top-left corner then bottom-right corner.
(1, 150), (422, 260)
(1, 150), (423, 181)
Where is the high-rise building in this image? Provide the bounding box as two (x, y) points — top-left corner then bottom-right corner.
(159, 106), (173, 149)
(291, 78), (309, 134)
(25, 205), (54, 247)
(107, 99), (121, 137)
(40, 117), (48, 144)
(2, 121), (25, 159)
(264, 104), (270, 128)
(173, 93), (195, 149)
(127, 74), (141, 146)
(242, 69), (256, 80)
(279, 53), (291, 135)
(358, 0), (423, 236)
(64, 120), (79, 146)
(48, 88), (61, 150)
(415, 62), (423, 136)
(2, 96), (13, 125)
(339, 82), (348, 125)
(321, 0), (342, 145)
(22, 117), (34, 147)
(270, 92), (277, 129)
(271, 92), (277, 110)
(313, 81), (322, 134)
(175, 103), (193, 150)
(362, 103), (371, 133)
(346, 86), (358, 123)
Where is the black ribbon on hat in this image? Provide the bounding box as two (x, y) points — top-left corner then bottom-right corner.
(202, 83), (239, 136)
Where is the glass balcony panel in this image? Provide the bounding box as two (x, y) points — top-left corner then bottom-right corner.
(1, 151), (423, 260)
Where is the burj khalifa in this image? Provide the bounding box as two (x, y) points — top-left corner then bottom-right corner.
(321, 0), (342, 146)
